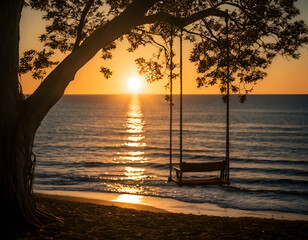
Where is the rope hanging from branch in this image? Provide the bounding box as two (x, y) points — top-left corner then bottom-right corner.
(168, 25), (174, 182)
(180, 27), (183, 169)
(225, 16), (230, 183)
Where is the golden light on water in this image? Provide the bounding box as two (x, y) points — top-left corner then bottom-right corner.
(124, 167), (146, 180)
(114, 95), (147, 163)
(125, 96), (146, 151)
(125, 127), (144, 134)
(112, 194), (143, 204)
(116, 155), (146, 162)
(111, 95), (148, 195)
(123, 142), (146, 147)
(126, 136), (145, 142)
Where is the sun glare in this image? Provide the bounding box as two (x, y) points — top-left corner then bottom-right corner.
(127, 77), (141, 92)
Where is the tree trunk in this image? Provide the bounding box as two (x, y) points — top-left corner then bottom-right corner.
(0, 0), (42, 235)
(0, 0), (159, 235)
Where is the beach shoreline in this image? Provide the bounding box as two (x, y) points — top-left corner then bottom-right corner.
(12, 192), (308, 240)
(35, 192), (167, 213)
(35, 189), (308, 221)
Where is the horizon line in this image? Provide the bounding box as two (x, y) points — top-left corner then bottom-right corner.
(24, 93), (308, 96)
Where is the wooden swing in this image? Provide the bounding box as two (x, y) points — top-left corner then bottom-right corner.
(168, 18), (231, 187)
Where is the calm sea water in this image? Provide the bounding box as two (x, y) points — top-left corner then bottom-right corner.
(33, 95), (308, 214)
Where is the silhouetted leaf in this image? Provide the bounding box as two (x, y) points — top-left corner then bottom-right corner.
(100, 67), (113, 79)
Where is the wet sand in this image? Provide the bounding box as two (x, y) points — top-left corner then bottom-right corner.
(13, 194), (308, 240)
(34, 190), (308, 221)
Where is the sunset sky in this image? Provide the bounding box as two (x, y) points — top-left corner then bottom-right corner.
(20, 0), (308, 95)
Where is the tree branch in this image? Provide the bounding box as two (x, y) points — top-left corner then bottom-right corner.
(202, 19), (219, 42)
(182, 28), (215, 43)
(139, 6), (228, 28)
(72, 0), (95, 52)
(134, 27), (169, 58)
(25, 0), (160, 128)
(225, 2), (267, 34)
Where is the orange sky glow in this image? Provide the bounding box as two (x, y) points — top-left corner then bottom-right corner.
(20, 1), (308, 95)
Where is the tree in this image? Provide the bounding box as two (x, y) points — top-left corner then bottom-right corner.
(1, 0), (307, 232)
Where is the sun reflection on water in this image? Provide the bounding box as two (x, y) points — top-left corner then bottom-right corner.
(114, 95), (147, 164)
(112, 194), (143, 204)
(111, 95), (149, 195)
(126, 136), (145, 142)
(124, 167), (146, 180)
(123, 142), (146, 147)
(117, 155), (146, 162)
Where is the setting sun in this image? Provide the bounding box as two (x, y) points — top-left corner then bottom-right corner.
(127, 77), (141, 92)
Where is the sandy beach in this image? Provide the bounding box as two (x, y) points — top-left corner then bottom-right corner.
(12, 193), (308, 240)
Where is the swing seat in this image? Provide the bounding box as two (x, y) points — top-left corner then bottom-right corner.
(172, 161), (229, 186)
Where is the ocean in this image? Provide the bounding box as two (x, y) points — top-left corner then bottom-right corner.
(33, 94), (308, 215)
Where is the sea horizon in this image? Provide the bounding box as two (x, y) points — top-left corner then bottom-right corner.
(25, 93), (308, 96)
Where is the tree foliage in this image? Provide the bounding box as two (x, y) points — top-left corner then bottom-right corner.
(19, 49), (59, 80)
(21, 0), (307, 100)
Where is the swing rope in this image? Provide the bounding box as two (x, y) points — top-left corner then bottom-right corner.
(180, 28), (183, 169)
(225, 16), (230, 183)
(168, 25), (174, 182)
